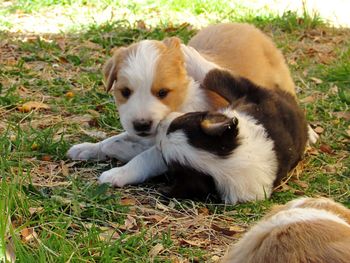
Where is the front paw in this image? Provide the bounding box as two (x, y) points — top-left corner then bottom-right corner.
(99, 167), (128, 187)
(67, 142), (107, 160)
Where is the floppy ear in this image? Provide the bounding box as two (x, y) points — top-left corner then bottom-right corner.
(203, 69), (238, 103)
(163, 37), (182, 49)
(200, 113), (238, 136)
(102, 47), (126, 92)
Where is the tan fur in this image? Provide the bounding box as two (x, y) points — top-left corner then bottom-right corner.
(189, 23), (296, 96)
(151, 38), (190, 111)
(222, 198), (350, 263)
(268, 197), (350, 224)
(296, 198), (350, 224)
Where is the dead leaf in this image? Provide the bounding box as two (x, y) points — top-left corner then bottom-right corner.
(319, 144), (333, 154)
(5, 238), (16, 263)
(314, 126), (324, 134)
(29, 207), (43, 215)
(56, 38), (66, 51)
(60, 161), (69, 177)
(330, 85), (339, 94)
(121, 215), (138, 231)
(98, 228), (120, 241)
(136, 20), (147, 30)
(310, 77), (323, 84)
(80, 129), (107, 139)
(146, 215), (168, 224)
(156, 202), (170, 212)
(211, 255), (220, 262)
(333, 111), (350, 121)
(300, 95), (315, 103)
(41, 155), (52, 161)
(198, 207), (209, 216)
(120, 198), (137, 206)
(67, 114), (94, 127)
(82, 41), (102, 50)
(306, 146), (319, 155)
(21, 227), (37, 243)
(211, 224), (244, 236)
(293, 180), (309, 189)
(180, 239), (207, 247)
(65, 91), (74, 98)
(324, 165), (337, 173)
(18, 101), (50, 112)
(149, 243), (164, 259)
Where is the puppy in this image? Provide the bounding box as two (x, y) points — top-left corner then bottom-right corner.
(67, 23), (310, 188)
(221, 197), (350, 263)
(156, 69), (308, 203)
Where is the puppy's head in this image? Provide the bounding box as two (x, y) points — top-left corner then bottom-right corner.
(156, 110), (240, 166)
(103, 37), (190, 137)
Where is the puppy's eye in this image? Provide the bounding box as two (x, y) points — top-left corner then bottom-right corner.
(120, 87), (132, 99)
(157, 88), (169, 99)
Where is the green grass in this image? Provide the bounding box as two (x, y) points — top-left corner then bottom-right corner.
(1, 1), (350, 262)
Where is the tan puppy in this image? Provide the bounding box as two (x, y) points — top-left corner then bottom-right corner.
(68, 23), (314, 187)
(188, 23), (295, 95)
(222, 197), (350, 263)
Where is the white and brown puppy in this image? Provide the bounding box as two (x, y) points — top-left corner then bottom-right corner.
(156, 69), (308, 203)
(67, 23), (310, 187)
(222, 197), (350, 263)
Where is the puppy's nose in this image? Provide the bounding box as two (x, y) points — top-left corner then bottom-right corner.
(133, 119), (153, 132)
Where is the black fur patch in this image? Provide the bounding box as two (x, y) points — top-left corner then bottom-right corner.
(167, 111), (240, 157)
(160, 162), (219, 201)
(202, 69), (308, 186)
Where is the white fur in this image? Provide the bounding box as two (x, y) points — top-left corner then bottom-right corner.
(156, 109), (278, 204)
(179, 79), (209, 112)
(67, 132), (154, 162)
(116, 40), (172, 137)
(99, 146), (167, 186)
(181, 44), (220, 83)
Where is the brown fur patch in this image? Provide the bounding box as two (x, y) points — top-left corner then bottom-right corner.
(103, 47), (128, 92)
(107, 44), (138, 105)
(151, 38), (189, 111)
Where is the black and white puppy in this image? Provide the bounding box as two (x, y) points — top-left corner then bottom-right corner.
(156, 69), (308, 204)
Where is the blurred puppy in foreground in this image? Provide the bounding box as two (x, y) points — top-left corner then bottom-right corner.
(222, 197), (350, 263)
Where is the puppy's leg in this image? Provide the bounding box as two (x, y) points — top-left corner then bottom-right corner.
(98, 146), (167, 186)
(181, 44), (220, 83)
(67, 132), (154, 162)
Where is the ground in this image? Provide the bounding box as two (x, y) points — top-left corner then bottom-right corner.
(0, 1), (349, 262)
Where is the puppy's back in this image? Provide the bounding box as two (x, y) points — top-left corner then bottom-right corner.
(189, 23), (295, 95)
(222, 198), (350, 263)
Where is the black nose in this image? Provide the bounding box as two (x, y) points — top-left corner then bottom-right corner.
(133, 119), (153, 132)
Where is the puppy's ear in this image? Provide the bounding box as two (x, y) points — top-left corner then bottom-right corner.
(203, 69), (239, 103)
(200, 113), (238, 136)
(163, 37), (182, 49)
(103, 47), (126, 92)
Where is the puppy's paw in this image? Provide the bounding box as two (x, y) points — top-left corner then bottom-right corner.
(67, 142), (107, 160)
(99, 167), (128, 187)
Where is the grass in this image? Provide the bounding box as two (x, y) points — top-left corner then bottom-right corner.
(1, 0), (350, 262)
